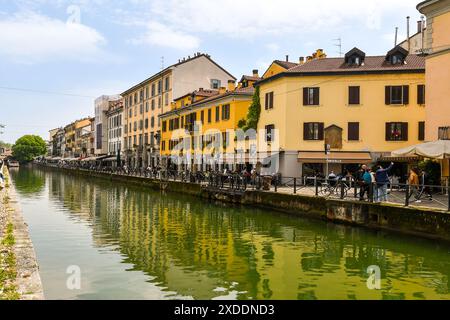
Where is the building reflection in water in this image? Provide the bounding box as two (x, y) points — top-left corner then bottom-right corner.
(12, 167), (450, 300)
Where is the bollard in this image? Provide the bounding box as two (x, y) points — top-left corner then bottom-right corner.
(405, 184), (410, 207)
(369, 183), (374, 203)
(448, 186), (450, 212)
(315, 177), (319, 196)
(294, 178), (297, 194)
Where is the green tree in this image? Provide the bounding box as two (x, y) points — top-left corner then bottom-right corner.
(238, 86), (261, 131)
(12, 135), (47, 163)
(0, 140), (12, 149)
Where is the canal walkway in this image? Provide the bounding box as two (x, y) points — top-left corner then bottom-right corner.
(0, 166), (44, 300)
(34, 164), (450, 242)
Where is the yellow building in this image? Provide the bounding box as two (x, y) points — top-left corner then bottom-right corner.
(256, 47), (426, 177)
(159, 74), (259, 171)
(121, 53), (236, 169)
(417, 0), (450, 179)
(64, 118), (92, 159)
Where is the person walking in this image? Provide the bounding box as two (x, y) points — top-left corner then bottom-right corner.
(357, 165), (369, 201)
(408, 168), (420, 202)
(375, 162), (394, 202)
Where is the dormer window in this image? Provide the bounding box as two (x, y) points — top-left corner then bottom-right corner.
(386, 46), (408, 65)
(344, 47), (366, 66)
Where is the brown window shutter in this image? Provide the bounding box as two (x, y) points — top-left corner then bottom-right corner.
(318, 123), (324, 140)
(417, 85), (425, 104)
(265, 93), (268, 110)
(402, 85), (409, 104)
(402, 122), (409, 141)
(418, 122), (425, 141)
(303, 88), (308, 105)
(314, 88), (320, 105)
(348, 122), (359, 141)
(303, 123), (309, 140)
(385, 86), (391, 105)
(270, 92), (274, 108)
(385, 123), (391, 141)
(349, 87), (360, 105)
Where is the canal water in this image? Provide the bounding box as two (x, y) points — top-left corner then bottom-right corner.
(10, 166), (450, 300)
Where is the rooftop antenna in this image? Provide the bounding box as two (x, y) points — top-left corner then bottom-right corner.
(333, 37), (343, 57)
(407, 16), (411, 52)
(394, 27), (399, 46)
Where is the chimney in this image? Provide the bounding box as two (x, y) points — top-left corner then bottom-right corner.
(299, 56), (305, 64)
(252, 69), (259, 77)
(417, 20), (423, 33)
(407, 16), (411, 52)
(286, 55), (289, 62)
(219, 87), (227, 95)
(227, 80), (235, 92)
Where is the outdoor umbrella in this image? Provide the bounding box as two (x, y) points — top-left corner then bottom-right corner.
(392, 140), (450, 159)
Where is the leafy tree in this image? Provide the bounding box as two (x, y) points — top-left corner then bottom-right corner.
(0, 140), (12, 149)
(238, 86), (261, 132)
(12, 135), (47, 163)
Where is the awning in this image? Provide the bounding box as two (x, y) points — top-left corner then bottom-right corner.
(378, 155), (421, 163)
(298, 151), (372, 164)
(392, 140), (450, 159)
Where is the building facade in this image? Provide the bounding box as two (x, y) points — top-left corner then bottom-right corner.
(94, 95), (122, 156)
(256, 47), (426, 177)
(106, 99), (124, 157)
(418, 0), (450, 179)
(122, 53), (236, 169)
(159, 73), (258, 171)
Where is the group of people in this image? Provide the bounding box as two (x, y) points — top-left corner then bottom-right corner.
(356, 162), (433, 203)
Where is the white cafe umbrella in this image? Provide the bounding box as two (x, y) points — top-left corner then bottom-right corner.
(392, 140), (450, 160)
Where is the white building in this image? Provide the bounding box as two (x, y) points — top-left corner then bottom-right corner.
(94, 95), (121, 156)
(106, 99), (124, 157)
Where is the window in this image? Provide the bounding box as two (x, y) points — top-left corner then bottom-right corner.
(417, 85), (425, 105)
(165, 77), (170, 91)
(201, 110), (204, 124)
(145, 87), (149, 100)
(386, 122), (408, 141)
(303, 122), (324, 140)
(140, 104), (144, 114)
(418, 122), (425, 141)
(222, 104), (231, 120)
(208, 109), (212, 123)
(133, 121), (137, 132)
(303, 87), (320, 106)
(265, 124), (275, 142)
(145, 102), (149, 112)
(348, 86), (360, 105)
(151, 99), (155, 110)
(161, 141), (166, 151)
(129, 108), (132, 118)
(162, 121), (167, 132)
(265, 92), (274, 110)
(158, 97), (162, 108)
(211, 79), (221, 89)
(165, 93), (169, 106)
(145, 118), (149, 129)
(139, 120), (143, 130)
(215, 106), (220, 122)
(348, 122), (360, 141)
(151, 117), (155, 128)
(134, 93), (138, 104)
(144, 133), (148, 145)
(385, 86), (409, 105)
(151, 84), (155, 97)
(439, 127), (450, 140)
(158, 80), (162, 94)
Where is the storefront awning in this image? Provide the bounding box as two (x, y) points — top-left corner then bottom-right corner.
(378, 155), (421, 163)
(298, 151), (372, 164)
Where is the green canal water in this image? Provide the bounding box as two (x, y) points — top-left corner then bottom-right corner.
(9, 166), (450, 300)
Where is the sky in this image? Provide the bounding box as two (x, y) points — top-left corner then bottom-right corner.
(0, 0), (424, 144)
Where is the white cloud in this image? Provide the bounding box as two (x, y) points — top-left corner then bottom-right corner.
(145, 0), (414, 39)
(0, 11), (107, 63)
(129, 21), (200, 50)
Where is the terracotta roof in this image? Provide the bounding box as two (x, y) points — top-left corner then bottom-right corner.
(241, 75), (262, 82)
(274, 60), (299, 69)
(160, 87), (254, 118)
(175, 89), (219, 101)
(286, 54), (425, 74)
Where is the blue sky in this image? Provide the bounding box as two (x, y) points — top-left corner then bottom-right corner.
(0, 0), (423, 143)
